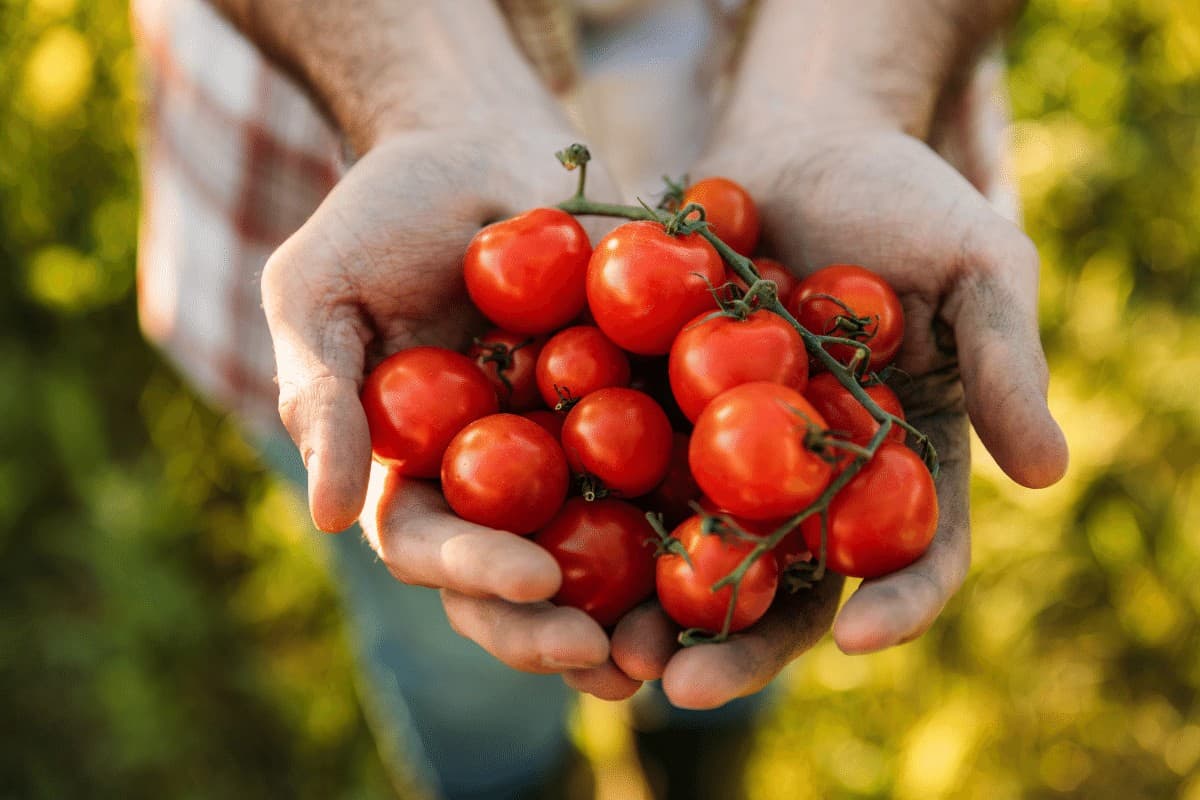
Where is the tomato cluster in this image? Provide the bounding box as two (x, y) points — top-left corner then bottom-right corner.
(361, 178), (939, 641)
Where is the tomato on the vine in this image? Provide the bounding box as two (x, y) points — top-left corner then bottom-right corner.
(464, 207), (591, 334)
(689, 382), (833, 520)
(362, 346), (499, 477)
(801, 442), (937, 579)
(561, 387), (673, 498)
(668, 308), (808, 423)
(441, 414), (569, 535)
(696, 496), (808, 568)
(727, 258), (798, 301)
(469, 329), (544, 412)
(535, 325), (631, 409)
(586, 221), (724, 355)
(681, 177), (760, 257)
(534, 498), (657, 627)
(789, 264), (905, 370)
(656, 515), (778, 633)
(804, 372), (906, 447)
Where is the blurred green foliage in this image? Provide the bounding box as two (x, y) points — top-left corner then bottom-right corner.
(0, 0), (1196, 797)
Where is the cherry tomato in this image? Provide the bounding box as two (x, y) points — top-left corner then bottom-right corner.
(561, 387), (673, 498)
(801, 442), (937, 579)
(681, 177), (760, 257)
(587, 221), (724, 355)
(689, 382), (833, 520)
(521, 410), (565, 440)
(804, 372), (906, 447)
(441, 414), (569, 534)
(641, 433), (702, 528)
(469, 329), (545, 412)
(656, 515), (778, 633)
(696, 496), (808, 568)
(668, 308), (808, 423)
(727, 257), (798, 301)
(463, 208), (591, 334)
(534, 498), (657, 627)
(535, 325), (631, 409)
(788, 264), (905, 370)
(362, 346), (499, 477)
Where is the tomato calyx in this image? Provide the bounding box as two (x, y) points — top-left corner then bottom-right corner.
(656, 173), (688, 211)
(575, 472), (612, 503)
(552, 384), (580, 412)
(472, 335), (535, 397)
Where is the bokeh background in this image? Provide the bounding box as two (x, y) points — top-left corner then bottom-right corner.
(1, 0), (1197, 797)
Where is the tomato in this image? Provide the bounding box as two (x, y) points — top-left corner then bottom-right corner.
(561, 387), (673, 498)
(689, 382), (833, 520)
(463, 208), (591, 334)
(362, 346), (499, 477)
(535, 325), (631, 409)
(801, 442), (937, 579)
(521, 410), (565, 440)
(469, 329), (544, 412)
(668, 308), (808, 423)
(727, 257), (798, 301)
(696, 496), (808, 569)
(441, 414), (569, 534)
(656, 515), (778, 633)
(534, 498), (656, 627)
(641, 433), (702, 528)
(788, 264), (905, 370)
(586, 221), (724, 355)
(681, 177), (760, 257)
(804, 372), (906, 448)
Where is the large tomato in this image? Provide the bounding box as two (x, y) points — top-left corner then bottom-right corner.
(681, 177), (760, 257)
(586, 221), (724, 355)
(668, 308), (808, 423)
(801, 442), (938, 579)
(463, 208), (591, 334)
(560, 387), (673, 498)
(788, 264), (905, 370)
(362, 346), (498, 477)
(656, 515), (778, 633)
(689, 382), (833, 520)
(804, 372), (906, 447)
(469, 329), (544, 412)
(535, 325), (631, 409)
(441, 414), (569, 535)
(534, 498), (657, 627)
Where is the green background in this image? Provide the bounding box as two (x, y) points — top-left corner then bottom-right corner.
(1, 0), (1197, 797)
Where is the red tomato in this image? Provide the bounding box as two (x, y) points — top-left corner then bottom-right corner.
(469, 329), (545, 411)
(789, 264), (905, 370)
(804, 372), (906, 448)
(463, 208), (591, 334)
(801, 442), (938, 579)
(656, 515), (778, 633)
(681, 177), (760, 257)
(362, 346), (498, 477)
(697, 496), (808, 569)
(441, 414), (569, 534)
(521, 410), (565, 440)
(641, 433), (702, 528)
(586, 221), (724, 355)
(535, 325), (631, 409)
(534, 498), (656, 627)
(561, 387), (673, 498)
(689, 382), (833, 520)
(727, 258), (798, 301)
(668, 309), (808, 423)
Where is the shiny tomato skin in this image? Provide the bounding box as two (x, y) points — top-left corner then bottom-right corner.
(681, 177), (761, 257)
(789, 264), (905, 370)
(727, 258), (798, 301)
(463, 208), (591, 334)
(641, 433), (702, 528)
(535, 325), (631, 409)
(689, 382), (833, 521)
(561, 387), (673, 498)
(586, 221), (724, 355)
(534, 498), (657, 627)
(441, 414), (569, 534)
(521, 410), (565, 440)
(801, 442), (938, 579)
(656, 515), (778, 633)
(668, 309), (808, 423)
(362, 346), (499, 476)
(804, 372), (906, 447)
(469, 329), (545, 412)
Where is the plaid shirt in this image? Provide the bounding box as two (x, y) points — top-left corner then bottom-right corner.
(133, 0), (1015, 435)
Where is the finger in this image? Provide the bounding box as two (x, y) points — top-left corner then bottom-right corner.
(441, 590), (610, 673)
(610, 601), (678, 682)
(834, 407), (970, 653)
(947, 231), (1068, 488)
(660, 573), (843, 711)
(562, 660), (643, 701)
(262, 238), (372, 532)
(363, 466), (562, 602)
